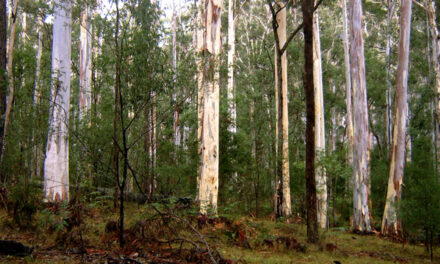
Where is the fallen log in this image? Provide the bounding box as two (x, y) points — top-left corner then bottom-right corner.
(0, 240), (33, 256)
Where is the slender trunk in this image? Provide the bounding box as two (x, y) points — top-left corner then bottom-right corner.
(172, 3), (180, 149)
(341, 0), (353, 165)
(350, 0), (372, 233)
(79, 6), (92, 120)
(313, 11), (327, 229)
(3, 0), (18, 153)
(149, 91), (156, 200)
(199, 0), (222, 215)
(426, 0), (440, 171)
(227, 0), (236, 133)
(386, 0), (396, 159)
(274, 0), (291, 217)
(44, 0), (72, 202)
(381, 0), (412, 237)
(113, 0), (120, 208)
(302, 0), (319, 243)
(0, 0), (6, 167)
(31, 15), (43, 179)
(196, 0), (205, 200)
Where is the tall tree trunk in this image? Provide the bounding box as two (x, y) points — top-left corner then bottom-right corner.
(3, 0), (18, 154)
(273, 0), (291, 217)
(0, 0), (7, 166)
(386, 0), (397, 159)
(426, 0), (440, 172)
(44, 0), (72, 202)
(31, 15), (43, 178)
(381, 0), (412, 237)
(313, 10), (327, 229)
(113, 0), (121, 208)
(198, 0), (222, 215)
(79, 5), (92, 120)
(350, 0), (372, 233)
(227, 0), (236, 133)
(341, 0), (353, 165)
(196, 0), (205, 200)
(302, 0), (319, 243)
(172, 3), (181, 149)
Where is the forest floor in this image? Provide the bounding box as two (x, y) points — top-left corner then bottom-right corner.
(0, 200), (438, 264)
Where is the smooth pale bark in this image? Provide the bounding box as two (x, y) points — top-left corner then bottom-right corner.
(386, 0), (397, 157)
(172, 3), (180, 148)
(341, 0), (353, 165)
(313, 11), (327, 229)
(31, 15), (43, 178)
(199, 0), (222, 215)
(275, 0), (291, 217)
(381, 0), (412, 237)
(44, 0), (72, 201)
(227, 0), (236, 133)
(302, 0), (319, 243)
(149, 90), (157, 198)
(350, 0), (371, 232)
(196, 0), (204, 198)
(0, 0), (6, 164)
(426, 0), (440, 169)
(79, 6), (92, 120)
(3, 0), (18, 148)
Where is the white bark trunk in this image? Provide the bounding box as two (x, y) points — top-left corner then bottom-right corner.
(79, 6), (92, 120)
(227, 0), (236, 133)
(350, 0), (372, 232)
(199, 0), (222, 215)
(341, 0), (353, 165)
(313, 11), (327, 229)
(382, 0), (412, 236)
(275, 0), (291, 216)
(172, 3), (181, 147)
(44, 0), (72, 202)
(426, 0), (440, 170)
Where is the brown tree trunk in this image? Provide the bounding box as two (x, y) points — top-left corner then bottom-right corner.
(0, 0), (6, 165)
(381, 0), (412, 237)
(3, 0), (18, 155)
(302, 0), (319, 243)
(350, 0), (372, 233)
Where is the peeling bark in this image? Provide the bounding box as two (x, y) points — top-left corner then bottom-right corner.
(341, 0), (353, 165)
(79, 5), (92, 120)
(198, 0), (222, 215)
(350, 0), (371, 233)
(313, 11), (327, 229)
(382, 0), (412, 237)
(44, 0), (72, 202)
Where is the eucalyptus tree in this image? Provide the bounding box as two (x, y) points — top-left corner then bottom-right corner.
(302, 0), (319, 243)
(79, 1), (92, 120)
(350, 0), (371, 232)
(44, 0), (72, 201)
(313, 8), (327, 229)
(382, 0), (412, 237)
(198, 0), (222, 215)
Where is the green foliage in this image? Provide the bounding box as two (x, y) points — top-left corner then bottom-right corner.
(38, 201), (70, 233)
(401, 136), (440, 256)
(8, 180), (43, 228)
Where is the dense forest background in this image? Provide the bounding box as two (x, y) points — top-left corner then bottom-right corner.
(1, 0), (440, 262)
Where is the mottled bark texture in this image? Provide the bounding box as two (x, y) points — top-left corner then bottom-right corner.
(79, 6), (92, 120)
(341, 0), (353, 165)
(381, 0), (412, 237)
(313, 11), (327, 229)
(198, 0), (222, 215)
(350, 0), (372, 233)
(302, 0), (319, 243)
(44, 0), (72, 202)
